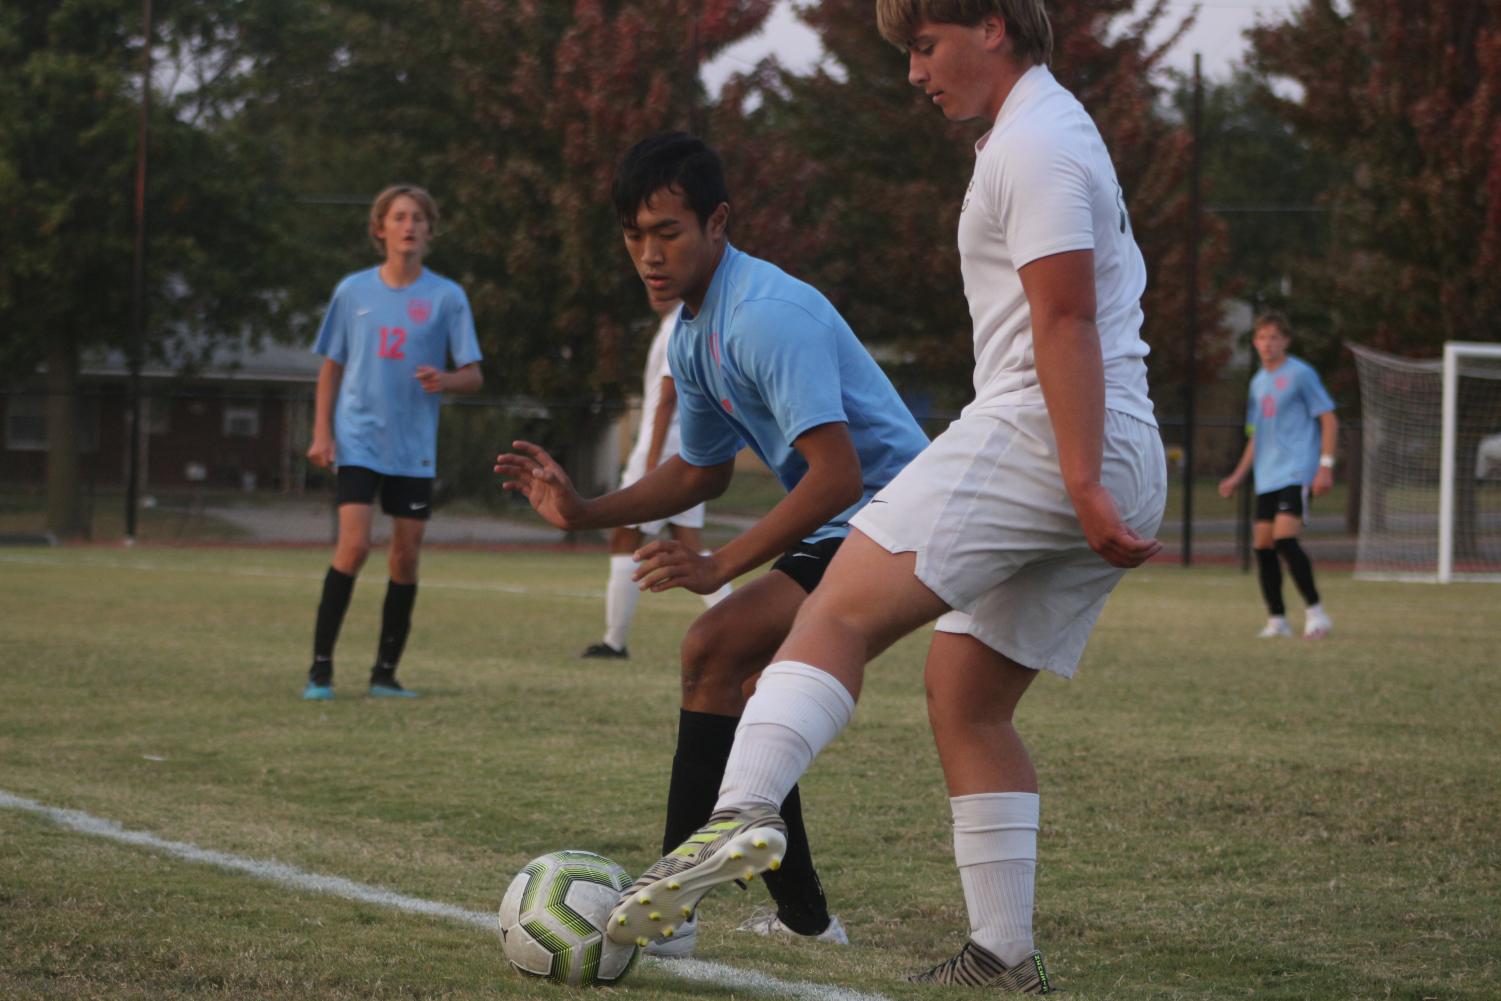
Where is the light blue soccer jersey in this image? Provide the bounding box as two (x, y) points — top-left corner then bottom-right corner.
(312, 267), (482, 478)
(669, 245), (929, 544)
(1246, 355), (1334, 493)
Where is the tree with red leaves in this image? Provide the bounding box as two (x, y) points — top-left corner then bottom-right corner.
(1251, 0), (1501, 351)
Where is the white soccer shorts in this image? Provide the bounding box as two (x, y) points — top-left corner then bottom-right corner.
(620, 452), (706, 534)
(850, 407), (1166, 678)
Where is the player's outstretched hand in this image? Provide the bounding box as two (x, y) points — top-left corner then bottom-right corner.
(633, 540), (724, 595)
(1073, 483), (1162, 569)
(415, 366), (447, 394)
(493, 441), (587, 529)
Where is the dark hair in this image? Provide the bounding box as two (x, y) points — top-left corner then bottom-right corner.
(612, 132), (730, 230)
(1254, 311), (1293, 338)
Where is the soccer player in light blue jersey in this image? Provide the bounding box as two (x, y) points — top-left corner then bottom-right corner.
(495, 133), (928, 957)
(302, 185), (483, 701)
(1219, 312), (1337, 639)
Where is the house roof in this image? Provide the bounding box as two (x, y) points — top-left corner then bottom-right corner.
(79, 336), (322, 384)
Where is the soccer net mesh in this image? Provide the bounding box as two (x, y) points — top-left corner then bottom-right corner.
(1351, 342), (1501, 582)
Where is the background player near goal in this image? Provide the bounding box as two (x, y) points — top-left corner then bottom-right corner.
(1218, 312), (1337, 640)
(581, 296), (731, 661)
(302, 184), (483, 700)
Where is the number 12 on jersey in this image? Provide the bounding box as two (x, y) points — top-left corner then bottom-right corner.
(378, 326), (407, 360)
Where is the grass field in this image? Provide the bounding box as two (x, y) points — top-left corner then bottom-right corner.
(2, 546), (1497, 1000)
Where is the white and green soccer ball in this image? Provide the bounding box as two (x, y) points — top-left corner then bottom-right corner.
(498, 850), (639, 987)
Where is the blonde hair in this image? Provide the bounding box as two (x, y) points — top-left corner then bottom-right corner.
(875, 0), (1053, 65)
(368, 184), (439, 254)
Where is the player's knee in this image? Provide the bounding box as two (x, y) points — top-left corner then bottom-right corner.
(678, 614), (742, 698)
(389, 548), (420, 581)
(338, 538), (372, 570)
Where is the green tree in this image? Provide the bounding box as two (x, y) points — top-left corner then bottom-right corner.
(0, 1), (297, 536)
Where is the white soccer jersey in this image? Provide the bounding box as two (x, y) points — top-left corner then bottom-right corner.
(956, 64), (1155, 426)
(624, 311), (682, 474)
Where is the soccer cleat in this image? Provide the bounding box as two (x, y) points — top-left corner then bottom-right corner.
(1303, 607), (1332, 640)
(301, 681), (334, 701)
(907, 940), (1052, 993)
(580, 642), (629, 660)
(369, 666), (419, 698)
(1257, 617), (1293, 639)
(735, 908), (849, 945)
(607, 806), (787, 947)
(642, 912), (698, 959)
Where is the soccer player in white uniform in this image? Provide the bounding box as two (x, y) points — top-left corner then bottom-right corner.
(581, 298), (731, 660)
(497, 133), (928, 956)
(1218, 312), (1337, 639)
(607, 4), (1167, 991)
(303, 185), (483, 700)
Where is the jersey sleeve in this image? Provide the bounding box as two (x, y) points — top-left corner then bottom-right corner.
(988, 128), (1095, 271)
(671, 346), (743, 467)
(1300, 364), (1335, 417)
(728, 299), (848, 446)
(445, 285), (483, 368)
(311, 283), (351, 364)
(1245, 380), (1259, 437)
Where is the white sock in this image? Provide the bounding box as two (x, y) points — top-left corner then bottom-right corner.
(701, 551), (732, 607)
(716, 661), (855, 812)
(952, 792), (1039, 967)
(603, 554), (640, 651)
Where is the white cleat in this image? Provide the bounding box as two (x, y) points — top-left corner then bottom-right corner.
(1303, 607), (1332, 639)
(736, 908), (850, 945)
(1257, 617), (1293, 639)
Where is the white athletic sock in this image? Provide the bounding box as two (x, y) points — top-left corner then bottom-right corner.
(700, 551), (732, 608)
(716, 661), (855, 812)
(603, 554), (640, 651)
(952, 792), (1039, 967)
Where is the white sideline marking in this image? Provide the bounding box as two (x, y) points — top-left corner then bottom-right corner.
(0, 553), (602, 600)
(0, 790), (890, 1001)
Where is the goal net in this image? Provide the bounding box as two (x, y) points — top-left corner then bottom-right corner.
(1350, 342), (1501, 582)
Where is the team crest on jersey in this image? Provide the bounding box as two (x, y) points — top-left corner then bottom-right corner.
(407, 298), (432, 324)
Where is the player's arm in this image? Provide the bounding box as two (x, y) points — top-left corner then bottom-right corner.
(635, 421), (862, 594)
(415, 361), (483, 395)
(1220, 435), (1255, 497)
(1313, 409), (1338, 496)
(307, 358), (343, 468)
(644, 375), (677, 471)
(495, 442), (731, 531)
(1023, 248), (1161, 568)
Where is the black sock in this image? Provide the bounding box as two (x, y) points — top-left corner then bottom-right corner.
(375, 580), (418, 672)
(1255, 547), (1285, 616)
(1275, 537), (1320, 607)
(763, 783), (831, 935)
(662, 710), (739, 853)
(311, 567), (356, 682)
(662, 709), (831, 936)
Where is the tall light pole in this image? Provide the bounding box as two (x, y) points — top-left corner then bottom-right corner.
(126, 0), (152, 542)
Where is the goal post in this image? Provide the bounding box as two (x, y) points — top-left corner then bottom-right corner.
(1351, 340), (1501, 583)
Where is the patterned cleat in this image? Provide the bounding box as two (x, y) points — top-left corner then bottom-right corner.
(642, 912), (698, 959)
(580, 642), (629, 660)
(736, 907), (849, 945)
(1257, 617), (1293, 639)
(907, 941), (1052, 993)
(607, 806), (787, 947)
(301, 681), (334, 701)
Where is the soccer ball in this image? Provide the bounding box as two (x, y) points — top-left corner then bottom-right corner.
(498, 850), (639, 987)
